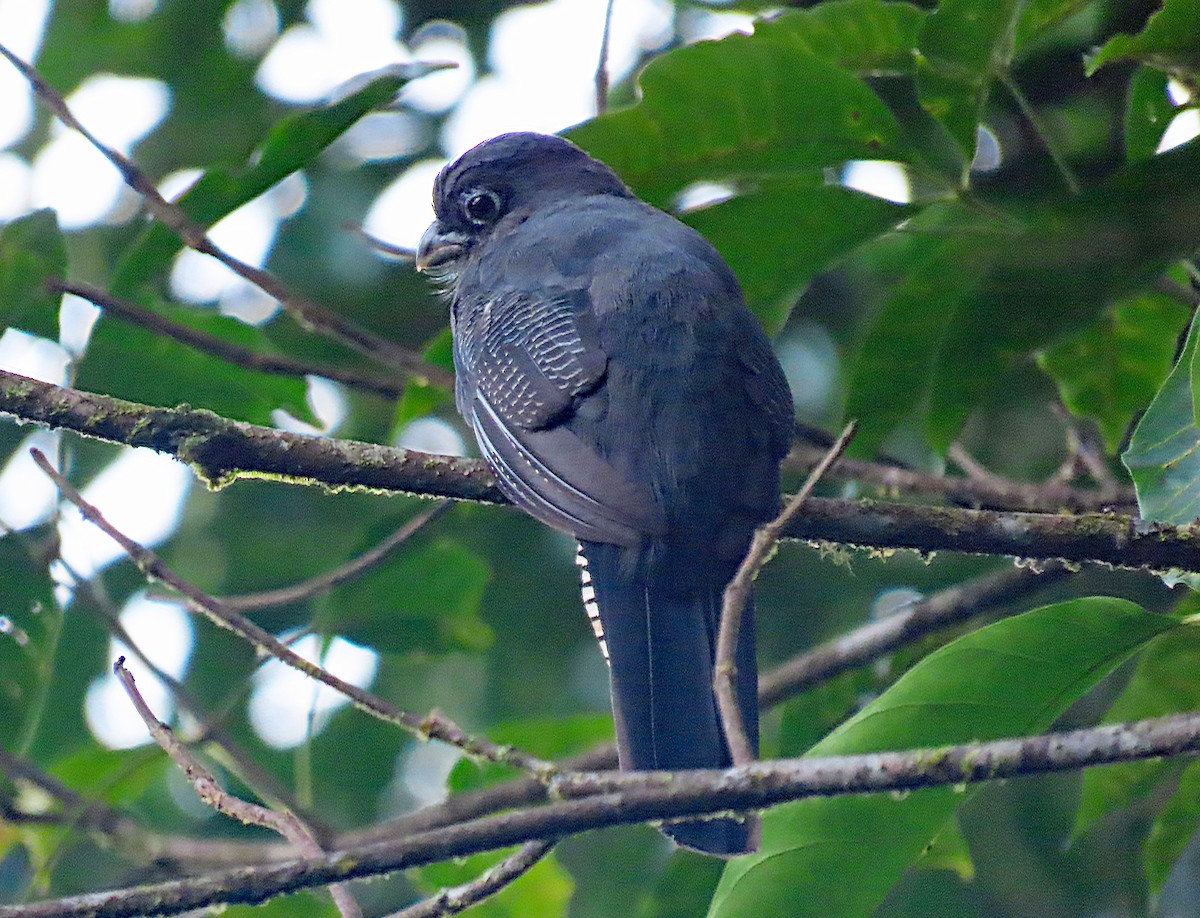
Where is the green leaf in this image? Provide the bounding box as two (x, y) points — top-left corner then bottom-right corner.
(1086, 0), (1200, 76)
(0, 209), (67, 341)
(417, 848), (573, 918)
(752, 1), (927, 76)
(684, 179), (911, 335)
(568, 30), (906, 209)
(1123, 306), (1200, 525)
(328, 538), (493, 655)
(1075, 626), (1200, 837)
(1125, 67), (1179, 161)
(709, 598), (1175, 918)
(915, 0), (1021, 161)
(636, 851), (726, 918)
(0, 531), (62, 753)
(1037, 291), (1191, 452)
(112, 67), (413, 294)
(1014, 0), (1094, 49)
(223, 892), (340, 918)
(49, 745), (168, 807)
(393, 326), (455, 431)
(75, 306), (312, 427)
(848, 138), (1200, 454)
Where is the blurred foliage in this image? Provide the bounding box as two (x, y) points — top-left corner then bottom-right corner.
(1, 0), (1200, 916)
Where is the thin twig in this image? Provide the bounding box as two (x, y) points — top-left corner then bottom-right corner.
(594, 0), (617, 114)
(388, 841), (556, 918)
(30, 449), (553, 776)
(789, 442), (1134, 512)
(716, 421), (857, 766)
(112, 658), (362, 918)
(0, 42), (451, 389)
(10, 708), (1200, 917)
(52, 279), (406, 399)
(1000, 72), (1081, 195)
(217, 501), (452, 610)
(343, 222), (417, 261)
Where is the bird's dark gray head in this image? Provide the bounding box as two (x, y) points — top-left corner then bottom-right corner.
(415, 132), (632, 282)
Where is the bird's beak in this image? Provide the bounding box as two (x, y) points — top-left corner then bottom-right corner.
(415, 222), (468, 273)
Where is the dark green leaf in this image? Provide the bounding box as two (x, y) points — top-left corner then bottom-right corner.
(328, 538), (492, 655)
(848, 139), (1200, 453)
(112, 68), (412, 294)
(1123, 306), (1200, 525)
(1086, 0), (1200, 75)
(1037, 291), (1191, 452)
(75, 306), (312, 426)
(684, 179), (911, 334)
(0, 531), (62, 753)
(916, 0), (1021, 161)
(0, 210), (67, 341)
(1014, 0), (1094, 49)
(710, 598), (1175, 918)
(1075, 626), (1200, 837)
(753, 1), (927, 76)
(1125, 67), (1178, 161)
(568, 32), (906, 209)
(393, 326), (455, 431)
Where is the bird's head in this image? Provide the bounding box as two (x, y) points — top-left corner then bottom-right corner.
(415, 132), (631, 283)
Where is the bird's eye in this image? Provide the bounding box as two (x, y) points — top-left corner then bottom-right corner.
(463, 189), (503, 226)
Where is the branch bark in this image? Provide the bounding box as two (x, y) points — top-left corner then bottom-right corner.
(2, 370), (1194, 573)
(6, 709), (1200, 918)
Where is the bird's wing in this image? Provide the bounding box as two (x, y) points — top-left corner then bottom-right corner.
(457, 288), (667, 545)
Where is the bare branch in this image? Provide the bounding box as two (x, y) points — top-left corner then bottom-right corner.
(716, 421), (857, 765)
(30, 449), (551, 775)
(594, 0), (616, 114)
(8, 709), (1200, 917)
(0, 42), (451, 390)
(112, 658), (362, 918)
(388, 841), (556, 918)
(3, 371), (1196, 573)
(788, 442), (1135, 512)
(218, 501), (452, 610)
(52, 279), (406, 399)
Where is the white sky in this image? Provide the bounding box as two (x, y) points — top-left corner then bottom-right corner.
(0, 0), (1196, 756)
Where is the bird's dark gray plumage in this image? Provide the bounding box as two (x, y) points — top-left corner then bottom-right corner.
(417, 132), (793, 855)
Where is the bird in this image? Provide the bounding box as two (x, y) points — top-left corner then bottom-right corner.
(415, 132), (794, 855)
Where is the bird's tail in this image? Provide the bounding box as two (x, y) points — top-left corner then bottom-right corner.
(577, 541), (759, 856)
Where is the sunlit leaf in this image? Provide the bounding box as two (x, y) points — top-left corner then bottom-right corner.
(710, 598), (1175, 918)
(0, 209), (66, 342)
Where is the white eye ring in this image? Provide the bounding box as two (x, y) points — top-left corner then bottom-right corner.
(462, 189), (503, 225)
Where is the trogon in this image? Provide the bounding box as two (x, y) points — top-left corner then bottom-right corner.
(416, 132), (794, 855)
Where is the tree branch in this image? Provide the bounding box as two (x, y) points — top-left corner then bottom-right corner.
(31, 449), (550, 775)
(0, 42), (451, 389)
(52, 279), (407, 400)
(7, 709), (1200, 918)
(389, 841), (556, 918)
(112, 658), (362, 918)
(2, 370), (1194, 573)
